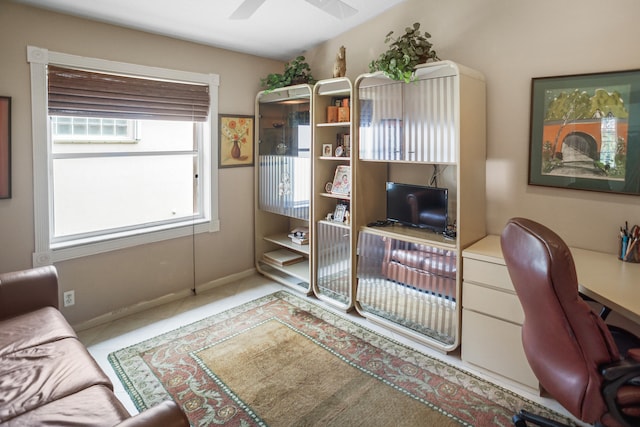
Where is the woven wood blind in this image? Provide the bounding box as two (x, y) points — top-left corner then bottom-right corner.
(48, 65), (210, 121)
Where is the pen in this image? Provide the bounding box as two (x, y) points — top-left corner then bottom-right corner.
(625, 238), (636, 260)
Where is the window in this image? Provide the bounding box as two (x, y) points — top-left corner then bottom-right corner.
(51, 117), (137, 143)
(28, 46), (220, 265)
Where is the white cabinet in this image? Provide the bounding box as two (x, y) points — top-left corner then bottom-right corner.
(254, 85), (313, 293)
(354, 60), (487, 352)
(461, 236), (539, 391)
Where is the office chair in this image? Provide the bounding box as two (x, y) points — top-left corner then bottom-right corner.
(500, 218), (640, 427)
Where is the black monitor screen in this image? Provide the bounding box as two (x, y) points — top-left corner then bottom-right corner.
(386, 182), (448, 232)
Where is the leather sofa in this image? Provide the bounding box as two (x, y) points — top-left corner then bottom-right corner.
(381, 238), (457, 299)
(0, 266), (189, 427)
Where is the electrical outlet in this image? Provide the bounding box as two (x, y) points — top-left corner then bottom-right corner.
(63, 290), (75, 307)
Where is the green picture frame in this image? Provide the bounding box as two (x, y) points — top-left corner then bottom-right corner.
(529, 69), (640, 195)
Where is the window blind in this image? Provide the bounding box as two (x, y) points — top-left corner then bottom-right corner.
(48, 65), (210, 121)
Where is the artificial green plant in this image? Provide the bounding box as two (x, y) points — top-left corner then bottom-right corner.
(369, 22), (440, 83)
(260, 56), (316, 92)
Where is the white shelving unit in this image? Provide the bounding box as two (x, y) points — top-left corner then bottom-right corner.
(311, 77), (355, 310)
(254, 85), (313, 294)
(353, 61), (487, 352)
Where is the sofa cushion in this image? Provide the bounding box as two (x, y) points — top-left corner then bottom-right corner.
(0, 384), (130, 427)
(0, 337), (113, 423)
(390, 250), (456, 278)
(0, 307), (77, 357)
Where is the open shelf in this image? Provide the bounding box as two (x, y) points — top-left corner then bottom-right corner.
(264, 233), (310, 255)
(257, 261), (310, 290)
(360, 225), (456, 250)
(316, 122), (351, 127)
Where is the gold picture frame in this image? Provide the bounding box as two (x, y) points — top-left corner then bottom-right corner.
(219, 114), (254, 168)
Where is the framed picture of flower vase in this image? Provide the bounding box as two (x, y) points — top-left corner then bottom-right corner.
(219, 114), (254, 168)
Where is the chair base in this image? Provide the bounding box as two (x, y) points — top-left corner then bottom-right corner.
(512, 410), (571, 427)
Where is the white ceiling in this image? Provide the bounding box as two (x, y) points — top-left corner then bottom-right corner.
(14, 0), (406, 60)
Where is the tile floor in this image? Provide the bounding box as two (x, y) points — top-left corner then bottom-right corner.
(77, 273), (585, 426)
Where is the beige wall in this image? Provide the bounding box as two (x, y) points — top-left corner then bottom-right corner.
(304, 0), (640, 254)
(0, 1), (283, 325)
(3, 0), (640, 325)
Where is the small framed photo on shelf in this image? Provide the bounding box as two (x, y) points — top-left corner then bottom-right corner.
(322, 143), (332, 157)
(330, 165), (350, 196)
(333, 203), (347, 223)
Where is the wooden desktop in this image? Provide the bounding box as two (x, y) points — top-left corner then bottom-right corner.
(571, 247), (640, 325)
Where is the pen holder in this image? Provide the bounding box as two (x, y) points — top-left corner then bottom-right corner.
(619, 236), (640, 263)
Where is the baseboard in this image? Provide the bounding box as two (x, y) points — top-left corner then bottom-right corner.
(73, 267), (257, 331)
(195, 268), (257, 294)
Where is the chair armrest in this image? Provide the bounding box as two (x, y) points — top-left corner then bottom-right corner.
(602, 358), (640, 382)
(601, 356), (640, 427)
(115, 401), (189, 427)
(0, 266), (59, 320)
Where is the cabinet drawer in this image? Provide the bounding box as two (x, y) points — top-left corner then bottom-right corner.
(461, 309), (538, 390)
(463, 258), (513, 291)
(462, 282), (524, 324)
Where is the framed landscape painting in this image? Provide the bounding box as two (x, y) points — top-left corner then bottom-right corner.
(529, 69), (640, 195)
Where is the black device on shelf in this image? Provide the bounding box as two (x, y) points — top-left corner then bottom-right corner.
(385, 182), (448, 233)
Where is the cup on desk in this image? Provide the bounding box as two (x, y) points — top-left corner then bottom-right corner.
(619, 233), (640, 263)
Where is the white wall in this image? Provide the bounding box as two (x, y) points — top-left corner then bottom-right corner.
(304, 0), (640, 254)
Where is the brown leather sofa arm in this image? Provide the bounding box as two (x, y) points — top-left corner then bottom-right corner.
(115, 401), (189, 427)
(0, 265), (59, 320)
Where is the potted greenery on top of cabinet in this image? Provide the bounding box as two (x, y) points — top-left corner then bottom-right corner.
(369, 22), (440, 83)
(260, 56), (316, 92)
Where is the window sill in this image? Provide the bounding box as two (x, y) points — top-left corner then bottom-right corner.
(33, 219), (219, 266)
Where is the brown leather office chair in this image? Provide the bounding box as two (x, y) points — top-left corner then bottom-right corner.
(500, 218), (640, 427)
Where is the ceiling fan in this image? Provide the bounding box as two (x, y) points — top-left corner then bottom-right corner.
(230, 0), (358, 20)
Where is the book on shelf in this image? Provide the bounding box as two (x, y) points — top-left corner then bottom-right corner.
(288, 226), (309, 244)
(262, 249), (305, 266)
(288, 235), (309, 245)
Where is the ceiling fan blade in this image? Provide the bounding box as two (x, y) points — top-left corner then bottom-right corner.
(305, 0), (358, 20)
(230, 0), (266, 20)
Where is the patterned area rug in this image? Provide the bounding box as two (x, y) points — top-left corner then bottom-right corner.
(108, 291), (573, 426)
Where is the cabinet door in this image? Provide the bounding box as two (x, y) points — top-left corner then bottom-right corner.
(358, 82), (403, 161)
(316, 221), (351, 305)
(461, 309), (538, 390)
(357, 73), (457, 163)
(356, 230), (458, 347)
(258, 155), (310, 219)
(257, 96), (311, 220)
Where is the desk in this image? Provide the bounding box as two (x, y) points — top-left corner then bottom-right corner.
(572, 247), (640, 325)
(464, 235), (640, 324)
(461, 235), (640, 392)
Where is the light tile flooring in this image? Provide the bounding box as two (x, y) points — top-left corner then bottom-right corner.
(77, 274), (585, 426)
